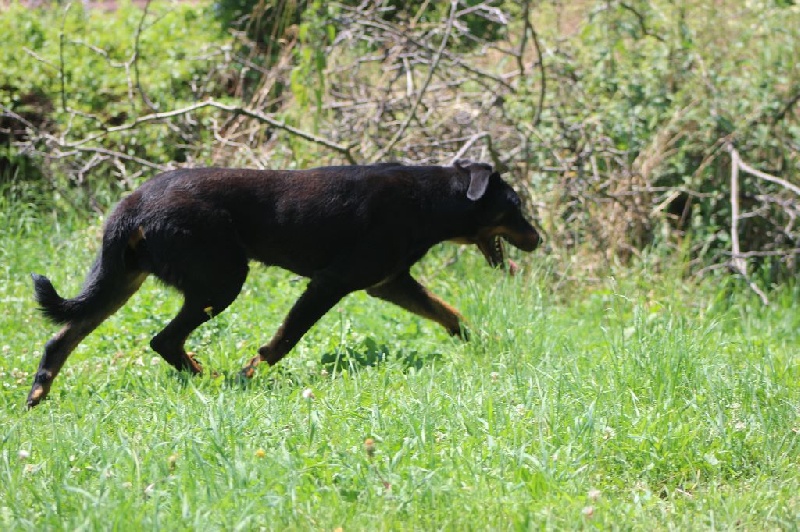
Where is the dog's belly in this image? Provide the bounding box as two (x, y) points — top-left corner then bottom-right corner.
(248, 248), (331, 278)
(242, 234), (351, 277)
(242, 231), (418, 288)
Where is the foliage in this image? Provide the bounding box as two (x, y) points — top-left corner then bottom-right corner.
(213, 0), (302, 46)
(509, 1), (800, 279)
(214, 0), (504, 48)
(289, 1), (337, 115)
(1, 0), (799, 281)
(1, 213), (798, 528)
(0, 1), (230, 201)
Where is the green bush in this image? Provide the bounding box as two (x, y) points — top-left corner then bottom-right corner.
(506, 1), (800, 276)
(2, 1), (797, 280)
(0, 1), (231, 198)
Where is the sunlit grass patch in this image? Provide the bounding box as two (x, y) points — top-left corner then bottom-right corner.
(1, 217), (798, 529)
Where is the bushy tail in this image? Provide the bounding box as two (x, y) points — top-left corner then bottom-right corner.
(32, 213), (142, 325)
(31, 274), (80, 324)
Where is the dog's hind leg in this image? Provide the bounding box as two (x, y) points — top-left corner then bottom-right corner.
(150, 258), (248, 373)
(366, 272), (467, 339)
(141, 211), (250, 373)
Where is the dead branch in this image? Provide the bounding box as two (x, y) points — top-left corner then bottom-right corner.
(134, 0), (158, 112)
(51, 99), (356, 163)
(449, 131), (489, 164)
(728, 145), (746, 275)
(736, 157), (800, 196)
(369, 0), (458, 163)
(519, 0), (545, 129)
(349, 16), (513, 91)
(723, 143), (800, 305)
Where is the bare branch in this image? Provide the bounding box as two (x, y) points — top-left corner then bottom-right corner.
(448, 132), (489, 164)
(134, 0), (158, 112)
(728, 249), (800, 258)
(47, 99), (355, 163)
(23, 48), (59, 72)
(517, 0), (545, 129)
(369, 0), (459, 163)
(771, 86), (800, 124)
(351, 17), (513, 91)
(619, 3), (666, 43)
(728, 145), (746, 275)
(50, 144), (165, 170)
(58, 2), (72, 112)
(736, 157), (800, 196)
(205, 101), (358, 163)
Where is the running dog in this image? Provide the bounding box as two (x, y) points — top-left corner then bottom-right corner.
(27, 160), (540, 407)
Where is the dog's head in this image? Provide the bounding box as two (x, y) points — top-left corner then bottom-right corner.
(452, 159), (540, 274)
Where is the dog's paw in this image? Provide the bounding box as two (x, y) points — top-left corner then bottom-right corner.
(184, 352), (204, 374)
(239, 361), (258, 380)
(27, 384), (47, 408)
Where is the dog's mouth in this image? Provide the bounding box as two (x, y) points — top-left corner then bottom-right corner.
(477, 235), (505, 268)
(476, 235), (519, 275)
(452, 227), (538, 275)
(475, 225), (540, 274)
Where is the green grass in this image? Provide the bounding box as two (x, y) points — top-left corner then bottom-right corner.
(1, 207), (799, 530)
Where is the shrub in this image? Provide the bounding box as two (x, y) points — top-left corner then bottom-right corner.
(0, 1), (231, 202)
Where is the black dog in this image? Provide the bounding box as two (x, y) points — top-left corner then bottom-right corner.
(27, 160), (539, 407)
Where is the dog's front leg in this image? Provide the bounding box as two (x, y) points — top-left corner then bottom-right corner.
(241, 277), (350, 378)
(367, 272), (468, 339)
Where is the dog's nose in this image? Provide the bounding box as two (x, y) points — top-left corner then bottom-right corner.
(517, 228), (540, 252)
(528, 229), (540, 251)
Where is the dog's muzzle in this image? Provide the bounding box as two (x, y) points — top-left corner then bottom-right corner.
(475, 227), (539, 274)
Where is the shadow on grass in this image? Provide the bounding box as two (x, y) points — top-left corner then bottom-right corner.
(183, 338), (444, 391)
(319, 337), (443, 374)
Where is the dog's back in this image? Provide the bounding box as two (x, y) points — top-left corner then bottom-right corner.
(128, 164), (468, 276)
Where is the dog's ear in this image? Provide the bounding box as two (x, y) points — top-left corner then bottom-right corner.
(455, 159), (492, 201)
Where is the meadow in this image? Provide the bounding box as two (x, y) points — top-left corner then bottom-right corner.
(2, 0), (799, 527)
(1, 198), (798, 530)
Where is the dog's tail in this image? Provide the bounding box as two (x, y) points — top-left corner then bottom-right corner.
(32, 210), (145, 325)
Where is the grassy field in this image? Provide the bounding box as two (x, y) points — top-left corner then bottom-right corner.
(1, 201), (799, 530)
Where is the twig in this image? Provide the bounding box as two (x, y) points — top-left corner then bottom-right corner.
(619, 3), (666, 42)
(771, 87), (800, 125)
(58, 2), (72, 112)
(736, 157), (800, 196)
(485, 135), (507, 173)
(22, 48), (59, 72)
(519, 0), (545, 129)
(737, 272), (771, 307)
(402, 56), (414, 97)
(199, 101), (358, 163)
(728, 145), (746, 275)
(516, 17), (529, 77)
(726, 143), (779, 306)
(727, 249), (800, 258)
(448, 132), (489, 164)
(352, 17), (513, 90)
(369, 0), (458, 163)
(0, 104), (37, 130)
(50, 144), (165, 170)
(59, 99), (357, 163)
(134, 0), (158, 112)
